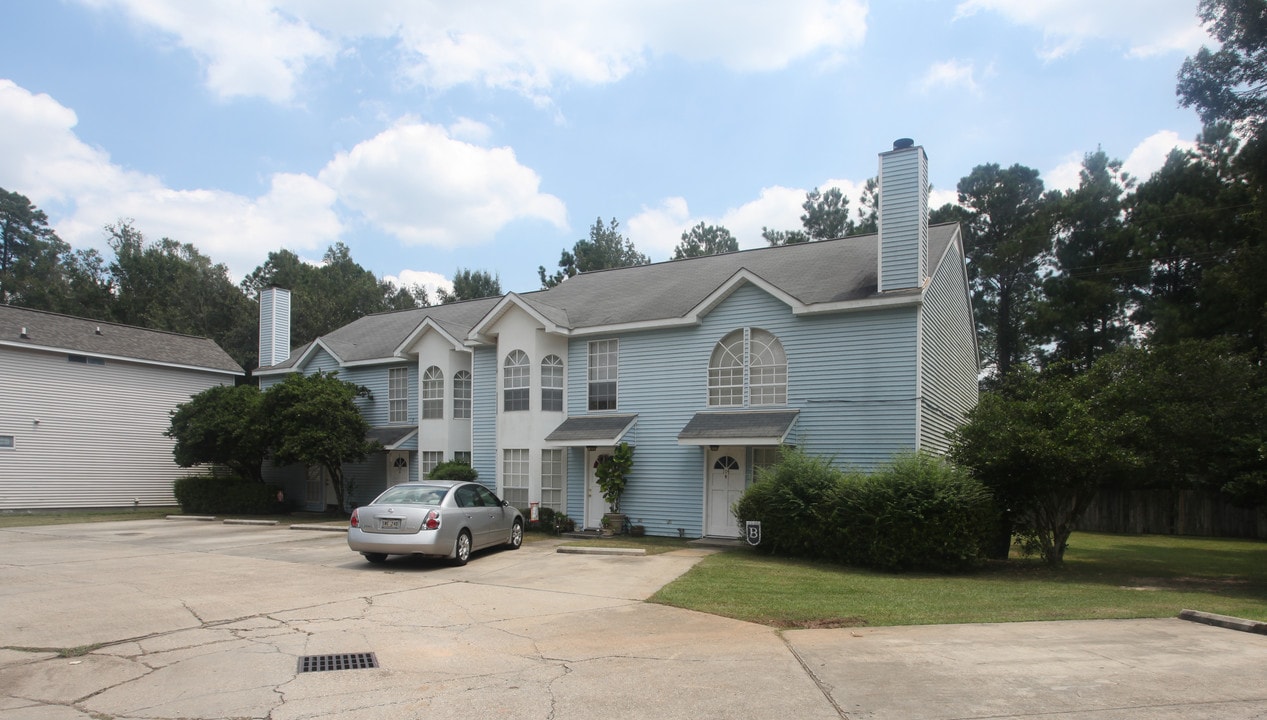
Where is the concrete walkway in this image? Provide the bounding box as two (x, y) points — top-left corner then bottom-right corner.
(1, 519), (1265, 719)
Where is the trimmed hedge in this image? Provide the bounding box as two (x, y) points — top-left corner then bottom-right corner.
(173, 475), (280, 515)
(428, 460), (478, 482)
(735, 450), (995, 573)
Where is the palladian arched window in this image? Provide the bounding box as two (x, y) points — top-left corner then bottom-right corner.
(708, 328), (786, 407)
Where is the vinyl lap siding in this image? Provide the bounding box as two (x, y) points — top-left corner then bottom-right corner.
(0, 346), (232, 509)
(471, 347), (497, 492)
(341, 362), (416, 427)
(919, 243), (979, 453)
(563, 283), (920, 537)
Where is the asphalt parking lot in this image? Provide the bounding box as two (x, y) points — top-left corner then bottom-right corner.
(1, 519), (1265, 719)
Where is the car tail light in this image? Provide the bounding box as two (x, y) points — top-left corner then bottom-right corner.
(349, 508), (360, 528)
(424, 510), (440, 530)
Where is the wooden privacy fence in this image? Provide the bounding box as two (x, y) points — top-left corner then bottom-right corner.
(1075, 488), (1267, 539)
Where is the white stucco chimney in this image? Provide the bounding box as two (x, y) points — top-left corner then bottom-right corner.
(877, 138), (929, 292)
(258, 286), (292, 368)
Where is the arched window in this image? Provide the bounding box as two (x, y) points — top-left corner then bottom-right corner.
(708, 328), (787, 407)
(453, 370), (472, 419)
(708, 331), (745, 406)
(748, 329), (788, 405)
(503, 350), (530, 411)
(422, 366), (444, 419)
(541, 354), (564, 412)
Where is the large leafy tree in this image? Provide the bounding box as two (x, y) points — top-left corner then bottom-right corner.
(1089, 340), (1266, 506)
(437, 268), (501, 303)
(949, 365), (1140, 565)
(539, 217), (649, 288)
(763, 186), (854, 246)
(953, 163), (1055, 380)
(1177, 0), (1267, 136)
(1036, 150), (1140, 371)
(261, 371), (378, 512)
(166, 384), (269, 482)
(107, 221), (257, 370)
(672, 222), (738, 259)
(243, 243), (425, 354)
(0, 189), (70, 307)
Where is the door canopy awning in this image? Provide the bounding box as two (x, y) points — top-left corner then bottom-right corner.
(367, 426), (417, 451)
(545, 414), (638, 447)
(677, 410), (799, 446)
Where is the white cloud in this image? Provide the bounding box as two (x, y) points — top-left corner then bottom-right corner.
(382, 269), (454, 301)
(916, 59), (982, 95)
(79, 0), (335, 102)
(629, 177), (881, 257)
(627, 197), (692, 259)
(954, 0), (1206, 60)
(0, 79), (340, 280)
(318, 120), (567, 247)
(1122, 130), (1195, 182)
(83, 0), (868, 102)
(1043, 130), (1197, 192)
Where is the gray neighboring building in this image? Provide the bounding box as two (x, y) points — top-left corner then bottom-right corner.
(0, 306), (243, 509)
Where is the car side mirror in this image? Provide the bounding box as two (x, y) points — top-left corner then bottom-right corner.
(501, 500), (509, 507)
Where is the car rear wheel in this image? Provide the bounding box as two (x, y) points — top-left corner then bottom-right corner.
(363, 552), (387, 564)
(508, 520), (523, 550)
(452, 530), (472, 566)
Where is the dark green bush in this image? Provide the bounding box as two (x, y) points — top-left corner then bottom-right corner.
(173, 474), (279, 515)
(734, 449), (841, 557)
(428, 460), (478, 482)
(734, 450), (995, 573)
(824, 453), (995, 571)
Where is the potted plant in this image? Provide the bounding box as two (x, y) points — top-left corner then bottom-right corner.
(595, 442), (634, 535)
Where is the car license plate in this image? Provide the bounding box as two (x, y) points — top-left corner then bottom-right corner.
(380, 518), (401, 530)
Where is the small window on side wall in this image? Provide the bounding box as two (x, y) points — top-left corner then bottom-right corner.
(0, 435), (14, 450)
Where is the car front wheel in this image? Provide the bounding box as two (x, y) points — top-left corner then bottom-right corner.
(452, 530), (472, 566)
(508, 520), (523, 550)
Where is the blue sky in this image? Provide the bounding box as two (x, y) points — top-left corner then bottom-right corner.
(2, 0), (1210, 298)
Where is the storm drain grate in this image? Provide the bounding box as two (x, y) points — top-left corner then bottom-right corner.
(297, 652), (379, 673)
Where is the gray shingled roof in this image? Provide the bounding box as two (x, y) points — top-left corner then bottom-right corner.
(0, 305), (242, 374)
(677, 410), (800, 442)
(264, 296), (502, 369)
(266, 224), (959, 369)
(517, 223), (958, 329)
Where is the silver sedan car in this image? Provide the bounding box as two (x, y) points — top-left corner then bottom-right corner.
(348, 481), (523, 565)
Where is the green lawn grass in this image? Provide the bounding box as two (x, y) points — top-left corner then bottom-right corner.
(650, 532), (1267, 627)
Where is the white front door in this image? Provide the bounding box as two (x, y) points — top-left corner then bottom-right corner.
(585, 447), (611, 529)
(387, 452), (410, 486)
(706, 448), (745, 537)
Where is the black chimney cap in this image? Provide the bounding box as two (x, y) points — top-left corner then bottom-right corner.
(893, 138), (915, 150)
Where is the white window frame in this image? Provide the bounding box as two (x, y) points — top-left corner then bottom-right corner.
(541, 354), (564, 412)
(421, 451), (444, 479)
(504, 350), (530, 412)
(453, 370), (471, 419)
(708, 328), (787, 407)
(587, 339), (618, 411)
(422, 366), (444, 420)
(541, 448), (565, 512)
(389, 367), (409, 423)
(502, 448), (530, 508)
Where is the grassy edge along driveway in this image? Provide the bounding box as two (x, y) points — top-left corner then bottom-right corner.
(4, 511), (1263, 628)
(649, 532), (1267, 628)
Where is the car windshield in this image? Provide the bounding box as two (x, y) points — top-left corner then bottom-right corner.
(375, 485), (448, 506)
